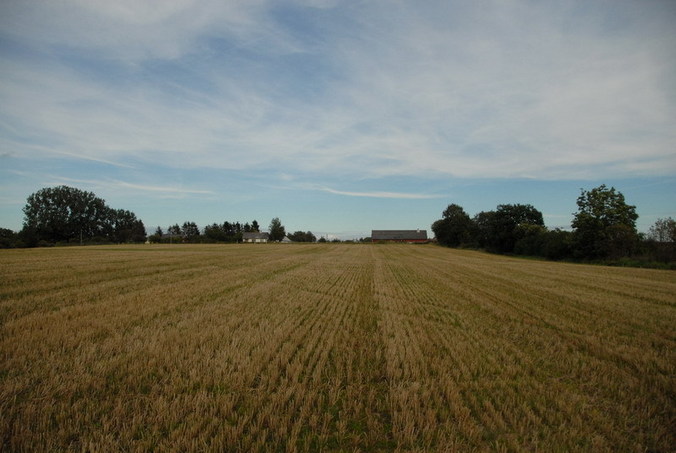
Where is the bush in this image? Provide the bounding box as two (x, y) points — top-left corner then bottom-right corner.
(0, 228), (18, 248)
(512, 228), (573, 261)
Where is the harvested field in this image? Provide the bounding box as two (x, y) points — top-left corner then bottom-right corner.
(1, 244), (674, 451)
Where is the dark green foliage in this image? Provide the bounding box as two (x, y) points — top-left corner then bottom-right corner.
(161, 220), (264, 243)
(110, 209), (146, 243)
(167, 224), (181, 236)
(203, 223), (227, 242)
(269, 217), (286, 242)
(648, 217), (676, 243)
(148, 227), (164, 243)
(431, 184), (664, 266)
(641, 218), (676, 263)
(21, 186), (146, 246)
(514, 228), (573, 260)
(201, 222), (242, 243)
(472, 212), (575, 261)
(433, 203), (544, 254)
(288, 231), (317, 242)
(474, 204), (544, 253)
(572, 185), (638, 259)
(472, 210), (495, 250)
(23, 186), (106, 243)
(0, 227), (19, 248)
(633, 240), (676, 265)
(540, 229), (574, 260)
(181, 221), (200, 241)
(431, 204), (474, 247)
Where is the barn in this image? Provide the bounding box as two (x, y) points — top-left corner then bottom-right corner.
(371, 230), (428, 243)
(243, 232), (270, 243)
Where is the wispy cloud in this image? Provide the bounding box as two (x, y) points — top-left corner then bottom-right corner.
(0, 196), (24, 206)
(319, 186), (441, 200)
(111, 181), (214, 195)
(0, 0), (675, 206)
(47, 176), (214, 197)
(0, 0), (299, 61)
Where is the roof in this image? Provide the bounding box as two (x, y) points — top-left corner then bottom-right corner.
(371, 230), (428, 241)
(242, 232), (269, 240)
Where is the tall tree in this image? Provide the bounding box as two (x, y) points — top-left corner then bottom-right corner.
(497, 204), (544, 253)
(432, 204), (474, 247)
(251, 220), (260, 232)
(22, 186), (110, 244)
(110, 209), (146, 243)
(222, 221), (233, 236)
(648, 217), (676, 243)
(148, 226), (164, 243)
(646, 217), (676, 262)
(269, 217), (286, 242)
(572, 185), (638, 259)
(181, 221), (200, 242)
(474, 204), (543, 253)
(473, 210), (496, 250)
(168, 224), (181, 236)
(204, 223), (224, 242)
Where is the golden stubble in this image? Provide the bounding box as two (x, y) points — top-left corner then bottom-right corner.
(0, 244), (674, 451)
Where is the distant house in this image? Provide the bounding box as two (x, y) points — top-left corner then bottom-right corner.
(371, 230), (428, 243)
(243, 232), (269, 243)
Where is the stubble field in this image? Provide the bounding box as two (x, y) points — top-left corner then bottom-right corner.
(0, 244), (674, 452)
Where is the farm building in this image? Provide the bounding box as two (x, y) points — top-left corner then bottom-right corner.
(243, 232), (270, 243)
(371, 230), (428, 243)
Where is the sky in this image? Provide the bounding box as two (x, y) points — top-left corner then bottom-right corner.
(1, 0), (675, 240)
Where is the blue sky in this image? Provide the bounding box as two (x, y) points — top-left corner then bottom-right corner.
(1, 0), (675, 239)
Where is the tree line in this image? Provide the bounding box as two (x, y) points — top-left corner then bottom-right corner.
(0, 186), (321, 247)
(3, 186), (147, 247)
(432, 184), (675, 265)
(149, 218), (318, 244)
(2, 184), (673, 266)
(147, 217), (318, 243)
(149, 219), (262, 243)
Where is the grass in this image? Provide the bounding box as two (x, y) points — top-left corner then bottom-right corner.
(1, 244), (674, 451)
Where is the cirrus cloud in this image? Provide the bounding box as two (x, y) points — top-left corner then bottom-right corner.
(1, 1), (675, 236)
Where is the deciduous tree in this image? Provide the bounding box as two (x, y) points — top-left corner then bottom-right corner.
(648, 217), (675, 243)
(110, 209), (146, 243)
(473, 204), (544, 253)
(572, 185), (638, 259)
(288, 231), (316, 242)
(432, 204), (474, 247)
(21, 185), (145, 245)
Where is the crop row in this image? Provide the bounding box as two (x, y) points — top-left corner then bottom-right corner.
(1, 244), (674, 451)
